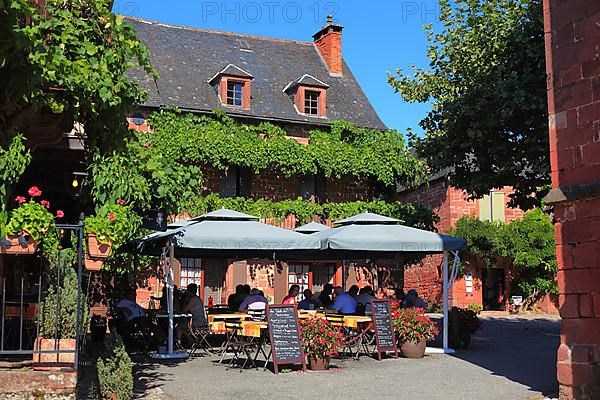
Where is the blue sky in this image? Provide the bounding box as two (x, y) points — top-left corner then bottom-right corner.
(113, 0), (440, 135)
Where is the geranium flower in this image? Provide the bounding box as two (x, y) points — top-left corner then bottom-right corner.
(108, 213), (116, 221)
(28, 186), (42, 197)
(56, 210), (64, 219)
(15, 196), (26, 204)
(116, 198), (125, 206)
(40, 200), (50, 209)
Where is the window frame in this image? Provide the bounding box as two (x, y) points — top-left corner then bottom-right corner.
(218, 76), (252, 109)
(226, 80), (244, 107)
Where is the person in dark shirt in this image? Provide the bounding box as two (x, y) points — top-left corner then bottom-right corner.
(228, 284), (244, 312)
(298, 289), (316, 310)
(318, 283), (334, 308)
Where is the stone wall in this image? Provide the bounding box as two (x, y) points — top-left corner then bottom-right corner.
(543, 0), (600, 398)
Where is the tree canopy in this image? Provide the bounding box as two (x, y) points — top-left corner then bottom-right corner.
(389, 0), (548, 210)
(448, 208), (557, 307)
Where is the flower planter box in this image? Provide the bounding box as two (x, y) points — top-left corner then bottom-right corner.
(84, 255), (104, 271)
(32, 338), (76, 371)
(87, 233), (112, 259)
(0, 235), (36, 255)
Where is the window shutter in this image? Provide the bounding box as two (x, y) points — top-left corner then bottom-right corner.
(491, 191), (506, 222)
(479, 194), (491, 221)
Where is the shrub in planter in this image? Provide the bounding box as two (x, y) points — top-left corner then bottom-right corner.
(97, 331), (133, 400)
(299, 317), (344, 370)
(391, 302), (439, 358)
(449, 307), (481, 349)
(34, 251), (88, 370)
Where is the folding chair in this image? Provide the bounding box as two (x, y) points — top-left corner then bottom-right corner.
(325, 313), (357, 361)
(189, 325), (212, 357)
(224, 320), (258, 371)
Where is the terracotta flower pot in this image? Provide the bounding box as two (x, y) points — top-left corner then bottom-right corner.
(84, 255), (104, 271)
(87, 233), (112, 259)
(0, 235), (36, 255)
(32, 338), (76, 371)
(400, 340), (426, 359)
(308, 356), (330, 371)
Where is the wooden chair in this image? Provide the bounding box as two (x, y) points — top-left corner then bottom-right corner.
(324, 313), (358, 361)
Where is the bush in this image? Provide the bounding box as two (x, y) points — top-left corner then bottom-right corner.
(467, 303), (483, 314)
(39, 249), (87, 339)
(97, 331), (133, 400)
(390, 302), (439, 343)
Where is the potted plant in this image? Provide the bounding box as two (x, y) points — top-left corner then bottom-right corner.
(449, 306), (481, 349)
(34, 249), (88, 370)
(84, 200), (138, 269)
(1, 187), (59, 254)
(299, 316), (344, 370)
(391, 302), (439, 359)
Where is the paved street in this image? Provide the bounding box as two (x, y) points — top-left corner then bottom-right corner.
(134, 314), (560, 400)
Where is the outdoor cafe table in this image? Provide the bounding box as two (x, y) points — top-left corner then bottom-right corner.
(208, 313), (252, 334)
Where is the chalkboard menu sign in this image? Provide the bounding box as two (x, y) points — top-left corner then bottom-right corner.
(266, 305), (306, 373)
(370, 299), (398, 360)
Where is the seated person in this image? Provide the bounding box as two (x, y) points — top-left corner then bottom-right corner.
(282, 285), (300, 305)
(159, 285), (182, 313)
(332, 286), (357, 315)
(404, 289), (428, 309)
(115, 289), (153, 347)
(348, 285), (359, 299)
(228, 284), (245, 312)
(356, 285), (376, 313)
(298, 289), (316, 310)
(239, 288), (269, 311)
(182, 283), (207, 327)
(116, 291), (146, 322)
(318, 283), (334, 308)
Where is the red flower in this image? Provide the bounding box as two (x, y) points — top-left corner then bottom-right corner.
(56, 210), (64, 219)
(108, 213), (116, 221)
(28, 186), (42, 197)
(15, 196), (26, 204)
(40, 200), (50, 209)
(116, 198), (125, 206)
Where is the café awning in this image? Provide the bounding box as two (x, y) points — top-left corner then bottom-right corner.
(313, 212), (466, 252)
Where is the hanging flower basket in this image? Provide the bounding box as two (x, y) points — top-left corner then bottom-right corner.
(0, 234), (36, 255)
(87, 233), (112, 259)
(84, 255), (104, 272)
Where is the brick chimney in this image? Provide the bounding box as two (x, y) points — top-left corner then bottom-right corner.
(313, 15), (344, 76)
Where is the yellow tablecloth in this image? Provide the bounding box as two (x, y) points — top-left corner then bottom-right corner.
(207, 313), (250, 323)
(297, 313), (372, 328)
(208, 320), (267, 337)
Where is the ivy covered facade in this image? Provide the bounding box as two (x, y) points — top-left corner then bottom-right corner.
(114, 17), (430, 306)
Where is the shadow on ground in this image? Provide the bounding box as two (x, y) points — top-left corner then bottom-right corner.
(451, 316), (560, 397)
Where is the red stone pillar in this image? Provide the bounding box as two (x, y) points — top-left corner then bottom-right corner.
(543, 0), (600, 398)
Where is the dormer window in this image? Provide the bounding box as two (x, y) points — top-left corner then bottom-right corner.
(304, 90), (320, 115)
(226, 81), (244, 106)
(209, 64), (253, 109)
(284, 74), (329, 118)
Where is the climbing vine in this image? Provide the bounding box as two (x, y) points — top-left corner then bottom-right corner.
(0, 0), (156, 150)
(146, 109), (428, 188)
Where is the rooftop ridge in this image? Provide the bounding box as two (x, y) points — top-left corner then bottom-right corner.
(122, 15), (315, 46)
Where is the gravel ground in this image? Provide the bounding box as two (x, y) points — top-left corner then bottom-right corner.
(133, 314), (560, 400)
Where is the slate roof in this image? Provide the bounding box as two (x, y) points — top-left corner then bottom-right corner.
(125, 17), (386, 129)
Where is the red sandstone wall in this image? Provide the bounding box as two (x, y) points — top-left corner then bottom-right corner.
(544, 0), (600, 398)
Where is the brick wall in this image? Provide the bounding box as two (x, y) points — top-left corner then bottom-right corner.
(544, 0), (600, 398)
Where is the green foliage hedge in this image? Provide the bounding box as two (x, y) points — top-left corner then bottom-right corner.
(448, 208), (557, 302)
(146, 109), (428, 189)
(184, 193), (438, 230)
(97, 331), (133, 400)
